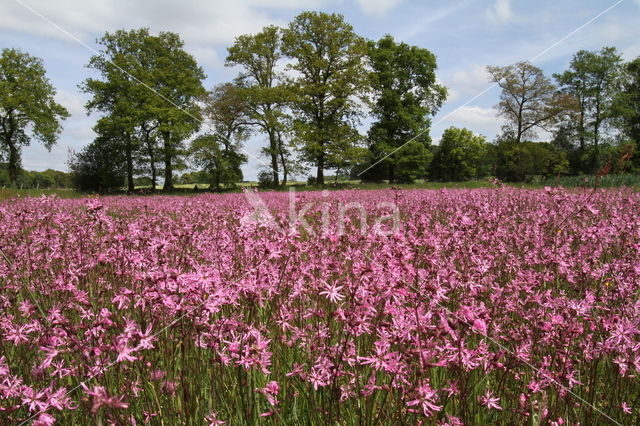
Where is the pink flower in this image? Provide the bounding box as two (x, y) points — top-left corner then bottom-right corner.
(472, 318), (488, 335)
(205, 411), (226, 425)
(115, 341), (138, 363)
(33, 413), (56, 426)
(479, 389), (502, 410)
(319, 282), (344, 303)
(81, 384), (129, 413)
(407, 381), (442, 417)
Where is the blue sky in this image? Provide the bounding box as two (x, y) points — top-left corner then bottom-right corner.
(2, 0), (640, 180)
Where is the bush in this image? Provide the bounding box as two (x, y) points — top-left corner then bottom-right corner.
(258, 170), (276, 188)
(495, 141), (569, 181)
(431, 127), (489, 181)
(68, 142), (125, 192)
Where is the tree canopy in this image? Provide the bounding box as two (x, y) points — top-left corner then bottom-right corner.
(282, 11), (368, 185)
(83, 28), (205, 191)
(488, 61), (568, 144)
(364, 34), (447, 183)
(0, 48), (69, 185)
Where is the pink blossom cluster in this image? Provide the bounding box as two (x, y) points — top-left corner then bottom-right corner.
(0, 187), (639, 424)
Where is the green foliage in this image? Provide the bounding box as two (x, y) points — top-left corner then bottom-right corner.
(282, 11), (368, 185)
(431, 127), (489, 181)
(611, 56), (640, 169)
(0, 167), (8, 186)
(190, 134), (247, 190)
(226, 26), (293, 185)
(0, 163), (72, 188)
(84, 28), (205, 191)
(554, 47), (623, 172)
(539, 173), (640, 188)
(257, 169), (275, 188)
(365, 35), (446, 183)
(202, 83), (251, 145)
(494, 139), (569, 181)
(176, 171), (209, 185)
(0, 48), (69, 184)
(393, 141), (433, 183)
(68, 141), (125, 192)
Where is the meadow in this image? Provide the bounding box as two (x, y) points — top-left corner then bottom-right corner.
(1, 187), (639, 425)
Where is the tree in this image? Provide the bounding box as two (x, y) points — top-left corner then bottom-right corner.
(493, 137), (568, 182)
(68, 138), (126, 192)
(431, 127), (489, 181)
(0, 48), (69, 185)
(201, 83), (252, 148)
(488, 61), (566, 143)
(196, 83), (250, 190)
(84, 29), (152, 192)
(149, 32), (206, 190)
(612, 56), (640, 169)
(365, 35), (446, 183)
(84, 29), (205, 192)
(282, 11), (367, 185)
(554, 47), (623, 171)
(226, 25), (290, 186)
(190, 134), (247, 190)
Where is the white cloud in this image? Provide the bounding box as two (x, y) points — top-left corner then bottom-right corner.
(54, 90), (87, 118)
(623, 41), (640, 60)
(436, 105), (503, 136)
(445, 64), (489, 102)
(185, 46), (222, 69)
(0, 0), (327, 46)
(354, 0), (406, 17)
(397, 1), (470, 41)
(486, 0), (514, 25)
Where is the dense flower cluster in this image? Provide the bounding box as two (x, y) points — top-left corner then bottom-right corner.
(1, 187), (639, 424)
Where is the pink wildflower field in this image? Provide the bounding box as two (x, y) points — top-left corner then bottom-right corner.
(1, 187), (639, 425)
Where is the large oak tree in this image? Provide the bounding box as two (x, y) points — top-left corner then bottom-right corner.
(365, 35), (447, 183)
(554, 47), (623, 171)
(282, 12), (367, 185)
(0, 48), (69, 185)
(83, 28), (205, 191)
(226, 26), (291, 186)
(488, 61), (566, 144)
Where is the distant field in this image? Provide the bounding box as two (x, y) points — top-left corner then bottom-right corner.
(3, 175), (640, 201)
(0, 187), (84, 201)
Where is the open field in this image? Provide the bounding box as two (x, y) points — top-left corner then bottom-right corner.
(1, 181), (497, 201)
(1, 187), (639, 424)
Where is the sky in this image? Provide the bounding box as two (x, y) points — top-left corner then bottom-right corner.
(2, 0), (640, 180)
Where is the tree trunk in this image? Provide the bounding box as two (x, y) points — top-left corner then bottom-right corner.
(593, 99), (601, 172)
(516, 100), (524, 143)
(7, 139), (20, 186)
(268, 129), (279, 186)
(125, 134), (135, 193)
(150, 160), (157, 191)
(147, 138), (157, 191)
(145, 134), (157, 191)
(388, 162), (396, 184)
(316, 152), (325, 185)
(163, 131), (174, 191)
(277, 131), (288, 186)
(578, 107), (585, 151)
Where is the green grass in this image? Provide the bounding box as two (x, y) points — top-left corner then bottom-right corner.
(0, 187), (88, 201)
(4, 175), (640, 201)
(538, 173), (640, 188)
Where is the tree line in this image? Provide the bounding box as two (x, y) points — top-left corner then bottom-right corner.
(1, 11), (639, 191)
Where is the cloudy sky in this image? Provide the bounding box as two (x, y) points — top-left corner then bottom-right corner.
(2, 0), (640, 179)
